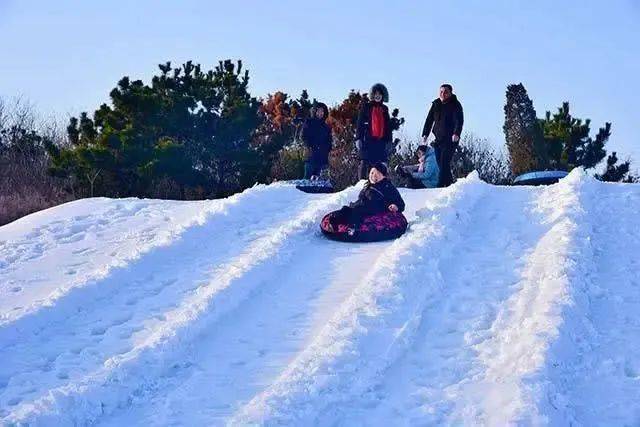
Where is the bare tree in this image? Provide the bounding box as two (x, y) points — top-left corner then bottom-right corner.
(452, 134), (512, 185)
(0, 96), (75, 225)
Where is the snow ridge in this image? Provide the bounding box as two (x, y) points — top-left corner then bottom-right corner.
(464, 168), (593, 425)
(534, 176), (640, 425)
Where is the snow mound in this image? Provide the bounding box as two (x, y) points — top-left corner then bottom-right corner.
(1, 173), (639, 426)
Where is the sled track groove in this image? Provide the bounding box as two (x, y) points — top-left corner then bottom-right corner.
(341, 183), (543, 426)
(231, 173), (489, 425)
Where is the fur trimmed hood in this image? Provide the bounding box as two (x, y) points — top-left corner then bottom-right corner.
(369, 83), (389, 103)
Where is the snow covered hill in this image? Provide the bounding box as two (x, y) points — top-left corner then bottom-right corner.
(1, 170), (638, 426)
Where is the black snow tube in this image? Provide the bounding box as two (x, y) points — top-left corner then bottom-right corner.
(320, 210), (408, 243)
(294, 179), (335, 194)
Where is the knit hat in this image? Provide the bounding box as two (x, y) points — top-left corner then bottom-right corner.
(369, 83), (389, 103)
(372, 162), (388, 176)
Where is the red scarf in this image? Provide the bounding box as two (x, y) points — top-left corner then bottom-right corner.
(370, 105), (385, 139)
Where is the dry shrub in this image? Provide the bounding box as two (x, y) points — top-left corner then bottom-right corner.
(0, 97), (75, 225)
(269, 143), (306, 181)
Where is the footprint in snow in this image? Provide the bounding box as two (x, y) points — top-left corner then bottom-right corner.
(90, 326), (107, 336)
(59, 233), (85, 244)
(72, 247), (94, 255)
(148, 286), (164, 296)
(115, 345), (133, 355)
(7, 397), (22, 406)
(625, 362), (639, 379)
(288, 312), (305, 321)
(110, 314), (133, 326)
(125, 297), (139, 306)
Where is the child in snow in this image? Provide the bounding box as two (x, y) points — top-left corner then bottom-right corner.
(355, 83), (392, 180)
(301, 102), (332, 180)
(328, 162), (405, 235)
(395, 145), (439, 188)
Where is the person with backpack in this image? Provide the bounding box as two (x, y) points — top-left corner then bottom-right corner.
(355, 83), (392, 180)
(422, 83), (464, 187)
(301, 102), (333, 179)
(327, 162), (404, 235)
(395, 144), (439, 188)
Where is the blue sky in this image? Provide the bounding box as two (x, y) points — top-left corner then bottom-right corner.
(1, 0), (638, 164)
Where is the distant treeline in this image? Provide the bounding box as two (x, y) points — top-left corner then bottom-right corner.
(1, 60), (636, 225)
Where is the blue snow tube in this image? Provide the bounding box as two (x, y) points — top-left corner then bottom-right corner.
(294, 179), (335, 194)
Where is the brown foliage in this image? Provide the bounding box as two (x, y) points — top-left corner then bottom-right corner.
(326, 91), (364, 190)
(253, 91), (313, 180)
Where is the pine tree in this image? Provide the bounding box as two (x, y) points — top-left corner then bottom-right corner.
(540, 102), (610, 170)
(596, 152), (635, 182)
(48, 60), (263, 198)
(503, 83), (547, 176)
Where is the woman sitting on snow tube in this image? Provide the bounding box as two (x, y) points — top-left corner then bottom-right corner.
(321, 162), (407, 242)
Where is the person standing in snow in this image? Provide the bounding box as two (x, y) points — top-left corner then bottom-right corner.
(355, 83), (392, 180)
(328, 162), (405, 235)
(301, 102), (333, 180)
(395, 145), (439, 188)
(421, 83), (464, 187)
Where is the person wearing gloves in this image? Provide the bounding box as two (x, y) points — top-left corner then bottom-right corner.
(395, 145), (439, 188)
(355, 83), (392, 180)
(421, 83), (464, 187)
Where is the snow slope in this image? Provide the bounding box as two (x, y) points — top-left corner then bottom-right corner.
(0, 171), (638, 426)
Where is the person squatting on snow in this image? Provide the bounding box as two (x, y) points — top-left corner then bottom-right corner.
(302, 102), (333, 179)
(327, 162), (405, 235)
(422, 83), (464, 187)
(355, 83), (392, 180)
(395, 145), (439, 189)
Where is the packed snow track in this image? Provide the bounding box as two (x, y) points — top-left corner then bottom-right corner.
(0, 171), (638, 426)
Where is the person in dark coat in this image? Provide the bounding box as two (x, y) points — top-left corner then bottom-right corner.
(302, 102), (333, 179)
(355, 83), (392, 180)
(422, 83), (464, 187)
(328, 162), (405, 235)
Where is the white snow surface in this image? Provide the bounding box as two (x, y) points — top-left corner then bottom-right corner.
(0, 172), (638, 426)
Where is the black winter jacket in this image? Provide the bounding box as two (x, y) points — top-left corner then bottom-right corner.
(422, 95), (464, 144)
(301, 118), (332, 164)
(350, 178), (405, 215)
(356, 101), (392, 161)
